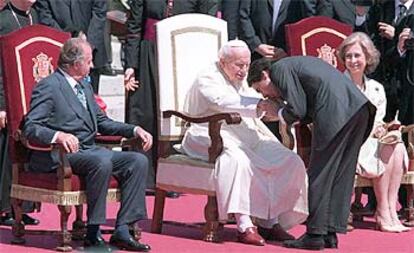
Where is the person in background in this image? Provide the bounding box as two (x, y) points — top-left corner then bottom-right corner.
(0, 0), (39, 227)
(238, 0), (314, 140)
(316, 0), (370, 31)
(248, 56), (375, 250)
(221, 0), (240, 40)
(124, 0), (218, 196)
(182, 40), (308, 246)
(35, 0), (109, 94)
(338, 32), (411, 233)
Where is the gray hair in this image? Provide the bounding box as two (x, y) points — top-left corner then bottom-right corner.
(58, 38), (91, 71)
(218, 39), (249, 60)
(337, 32), (380, 74)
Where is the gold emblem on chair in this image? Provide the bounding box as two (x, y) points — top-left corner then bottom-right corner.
(32, 52), (53, 82)
(317, 44), (337, 68)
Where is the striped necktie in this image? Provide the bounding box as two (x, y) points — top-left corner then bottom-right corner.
(75, 83), (87, 109)
(395, 4), (407, 25)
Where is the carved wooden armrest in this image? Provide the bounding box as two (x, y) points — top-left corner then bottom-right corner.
(402, 124), (414, 168)
(16, 130), (74, 182)
(163, 110), (241, 125)
(163, 110), (242, 162)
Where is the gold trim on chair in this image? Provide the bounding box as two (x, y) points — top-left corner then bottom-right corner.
(15, 37), (63, 114)
(300, 28), (347, 56)
(11, 185), (120, 206)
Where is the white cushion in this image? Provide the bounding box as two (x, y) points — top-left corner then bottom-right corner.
(156, 154), (215, 196)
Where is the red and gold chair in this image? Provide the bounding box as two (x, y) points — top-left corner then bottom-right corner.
(0, 24), (139, 251)
(284, 16), (414, 227)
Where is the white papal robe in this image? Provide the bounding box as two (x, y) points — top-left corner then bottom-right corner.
(181, 63), (308, 230)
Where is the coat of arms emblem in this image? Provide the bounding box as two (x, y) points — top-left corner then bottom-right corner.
(317, 44), (337, 68)
(32, 52), (53, 82)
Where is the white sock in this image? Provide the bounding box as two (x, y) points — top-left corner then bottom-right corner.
(234, 213), (254, 233)
(256, 217), (278, 229)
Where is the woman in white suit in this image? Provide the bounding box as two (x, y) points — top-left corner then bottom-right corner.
(338, 32), (410, 233)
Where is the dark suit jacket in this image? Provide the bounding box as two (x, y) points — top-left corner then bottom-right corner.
(270, 56), (375, 150)
(221, 0), (240, 40)
(317, 0), (356, 26)
(35, 0), (108, 68)
(239, 0), (314, 56)
(23, 70), (136, 172)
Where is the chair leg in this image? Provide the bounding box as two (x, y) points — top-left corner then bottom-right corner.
(56, 205), (72, 252)
(151, 188), (166, 233)
(10, 198), (25, 245)
(403, 184), (414, 227)
(203, 196), (222, 243)
(72, 205), (85, 241)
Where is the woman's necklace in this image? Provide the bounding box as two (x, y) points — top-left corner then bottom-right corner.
(8, 3), (33, 29)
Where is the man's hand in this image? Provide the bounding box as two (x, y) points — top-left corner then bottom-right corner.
(255, 44), (276, 58)
(124, 68), (139, 91)
(398, 28), (412, 53)
(135, 126), (153, 152)
(55, 132), (79, 153)
(0, 111), (6, 129)
(378, 22), (395, 40)
(257, 99), (280, 121)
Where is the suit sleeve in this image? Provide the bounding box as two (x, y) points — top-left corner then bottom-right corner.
(270, 63), (307, 125)
(0, 59), (5, 110)
(23, 81), (58, 145)
(35, 0), (62, 30)
(239, 0), (261, 52)
(124, 0), (144, 70)
(221, 0), (240, 40)
(198, 0), (219, 16)
(302, 0), (317, 17)
(316, 0), (334, 17)
(87, 0), (108, 58)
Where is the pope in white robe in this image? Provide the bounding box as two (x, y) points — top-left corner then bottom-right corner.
(180, 40), (308, 245)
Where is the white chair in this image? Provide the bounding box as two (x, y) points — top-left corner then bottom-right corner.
(150, 14), (241, 242)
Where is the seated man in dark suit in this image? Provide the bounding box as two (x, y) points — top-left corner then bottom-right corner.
(23, 38), (152, 252)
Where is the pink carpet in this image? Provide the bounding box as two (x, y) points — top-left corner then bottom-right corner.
(0, 194), (413, 252)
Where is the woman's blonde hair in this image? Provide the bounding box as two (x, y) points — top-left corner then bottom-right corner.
(337, 32), (380, 74)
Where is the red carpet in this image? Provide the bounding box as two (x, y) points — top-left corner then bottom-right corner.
(0, 194), (413, 252)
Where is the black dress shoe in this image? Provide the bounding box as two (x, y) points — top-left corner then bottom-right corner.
(110, 234), (151, 252)
(0, 213), (15, 226)
(22, 214), (40, 225)
(283, 233), (325, 250)
(84, 236), (112, 252)
(324, 232), (338, 248)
